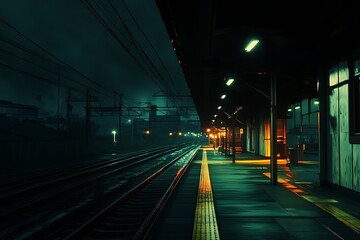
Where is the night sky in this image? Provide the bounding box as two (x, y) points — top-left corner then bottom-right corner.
(0, 0), (196, 134)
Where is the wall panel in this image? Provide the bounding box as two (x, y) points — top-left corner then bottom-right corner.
(339, 85), (353, 188)
(353, 144), (360, 192)
(329, 87), (339, 184)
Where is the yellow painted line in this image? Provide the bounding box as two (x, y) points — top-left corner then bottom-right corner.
(263, 173), (360, 234)
(302, 195), (338, 203)
(192, 150), (220, 240)
(308, 201), (360, 234)
(199, 146), (214, 150)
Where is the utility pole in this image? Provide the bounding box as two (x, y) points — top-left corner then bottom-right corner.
(67, 87), (71, 130)
(119, 94), (123, 139)
(57, 75), (60, 130)
(85, 89), (90, 152)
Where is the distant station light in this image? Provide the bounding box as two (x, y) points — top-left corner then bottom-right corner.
(145, 130), (150, 135)
(169, 132), (173, 136)
(112, 130), (117, 143)
(288, 108), (292, 112)
(221, 94), (226, 99)
(245, 39), (259, 52)
(226, 78), (234, 86)
(206, 128), (211, 133)
(214, 114), (217, 118)
(178, 132), (182, 136)
(314, 100), (320, 105)
(295, 105), (301, 110)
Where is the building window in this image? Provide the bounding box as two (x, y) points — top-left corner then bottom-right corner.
(350, 58), (360, 143)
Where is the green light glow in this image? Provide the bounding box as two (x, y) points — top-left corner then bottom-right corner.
(245, 39), (259, 52)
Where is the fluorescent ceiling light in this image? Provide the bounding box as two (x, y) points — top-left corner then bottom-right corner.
(218, 106), (222, 110)
(226, 78), (234, 86)
(245, 39), (259, 52)
(221, 94), (226, 99)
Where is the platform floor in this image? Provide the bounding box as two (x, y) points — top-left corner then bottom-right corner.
(147, 146), (360, 240)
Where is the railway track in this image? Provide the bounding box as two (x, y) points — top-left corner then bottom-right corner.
(0, 143), (199, 239)
(63, 145), (198, 240)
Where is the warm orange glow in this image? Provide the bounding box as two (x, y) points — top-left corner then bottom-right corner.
(236, 159), (287, 165)
(176, 167), (183, 176)
(263, 173), (306, 196)
(265, 119), (271, 157)
(206, 128), (211, 133)
(169, 132), (173, 136)
(178, 132), (182, 136)
(145, 130), (150, 135)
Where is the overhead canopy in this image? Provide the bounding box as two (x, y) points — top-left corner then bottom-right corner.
(155, 0), (360, 129)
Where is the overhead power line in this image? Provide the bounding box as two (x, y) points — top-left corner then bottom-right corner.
(0, 17), (114, 99)
(120, 0), (180, 96)
(81, 0), (182, 107)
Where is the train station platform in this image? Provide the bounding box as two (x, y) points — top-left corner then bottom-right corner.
(148, 146), (360, 239)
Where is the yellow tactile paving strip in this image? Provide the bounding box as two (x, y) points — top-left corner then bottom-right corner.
(192, 150), (220, 240)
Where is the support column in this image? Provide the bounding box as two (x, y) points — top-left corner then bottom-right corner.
(270, 71), (278, 185)
(318, 66), (327, 186)
(232, 116), (236, 163)
(224, 122), (228, 156)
